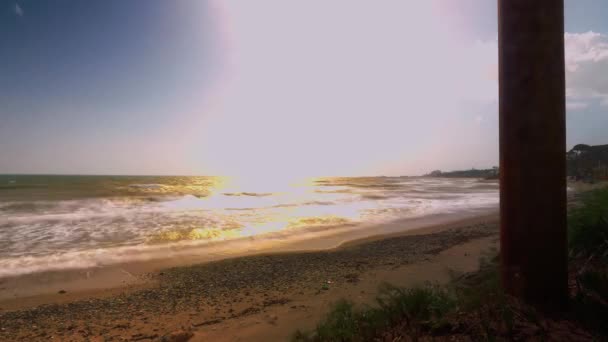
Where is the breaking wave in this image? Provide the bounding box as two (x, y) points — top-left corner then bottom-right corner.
(0, 176), (499, 277)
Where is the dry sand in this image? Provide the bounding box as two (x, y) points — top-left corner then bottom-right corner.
(0, 213), (499, 341)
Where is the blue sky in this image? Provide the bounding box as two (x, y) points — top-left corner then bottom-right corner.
(1, 1), (607, 176)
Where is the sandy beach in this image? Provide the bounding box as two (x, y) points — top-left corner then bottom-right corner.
(3, 0), (606, 339)
(0, 213), (499, 341)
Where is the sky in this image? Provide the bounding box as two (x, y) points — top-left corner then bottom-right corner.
(1, 0), (607, 178)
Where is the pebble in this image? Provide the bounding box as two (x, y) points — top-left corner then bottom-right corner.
(161, 330), (193, 342)
(0, 223), (498, 340)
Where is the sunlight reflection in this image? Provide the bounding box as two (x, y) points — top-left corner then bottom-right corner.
(147, 227), (242, 243)
(149, 176), (370, 244)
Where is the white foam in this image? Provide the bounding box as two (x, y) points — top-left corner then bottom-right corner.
(128, 183), (165, 189)
(0, 178), (500, 277)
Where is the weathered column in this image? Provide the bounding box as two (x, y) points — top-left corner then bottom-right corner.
(498, 0), (568, 309)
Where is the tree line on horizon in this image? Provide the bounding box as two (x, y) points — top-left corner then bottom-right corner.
(424, 167), (499, 179)
(567, 144), (608, 181)
(425, 143), (608, 181)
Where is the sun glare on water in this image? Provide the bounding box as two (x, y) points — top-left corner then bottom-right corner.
(146, 175), (361, 244)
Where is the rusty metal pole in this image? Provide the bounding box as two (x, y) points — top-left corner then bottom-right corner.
(498, 0), (568, 309)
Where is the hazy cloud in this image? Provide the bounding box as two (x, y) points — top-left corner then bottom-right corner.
(565, 32), (608, 71)
(14, 2), (23, 16)
(202, 1), (502, 177)
(471, 32), (608, 110)
(439, 31), (608, 110)
(565, 31), (608, 108)
(566, 101), (590, 111)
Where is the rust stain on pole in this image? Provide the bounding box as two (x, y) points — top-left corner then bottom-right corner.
(498, 0), (568, 309)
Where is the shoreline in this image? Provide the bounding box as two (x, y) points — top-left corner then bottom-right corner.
(0, 212), (499, 341)
(0, 210), (497, 305)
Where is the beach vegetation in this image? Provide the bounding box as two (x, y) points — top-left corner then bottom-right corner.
(294, 186), (608, 341)
(292, 254), (523, 341)
(568, 187), (608, 336)
(293, 285), (456, 342)
(568, 187), (608, 260)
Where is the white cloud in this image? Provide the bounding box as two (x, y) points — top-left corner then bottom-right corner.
(565, 32), (608, 71)
(566, 101), (589, 111)
(455, 32), (608, 111)
(464, 31), (608, 111)
(565, 31), (608, 109)
(14, 2), (23, 16)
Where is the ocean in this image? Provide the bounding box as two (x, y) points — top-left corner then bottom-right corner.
(0, 175), (499, 277)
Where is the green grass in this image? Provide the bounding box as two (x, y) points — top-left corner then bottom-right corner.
(292, 285), (457, 342)
(293, 252), (513, 341)
(568, 187), (608, 260)
(292, 254), (555, 341)
(568, 187), (608, 336)
(294, 187), (608, 341)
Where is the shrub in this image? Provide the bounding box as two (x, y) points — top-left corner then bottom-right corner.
(568, 187), (608, 259)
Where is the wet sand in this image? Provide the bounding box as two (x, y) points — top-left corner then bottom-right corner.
(0, 213), (499, 341)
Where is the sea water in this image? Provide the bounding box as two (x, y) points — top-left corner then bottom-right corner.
(0, 175), (498, 276)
